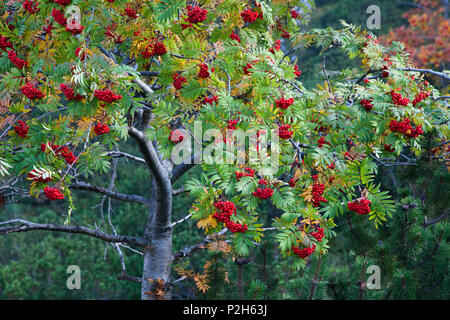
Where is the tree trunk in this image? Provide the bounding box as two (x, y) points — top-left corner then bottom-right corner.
(141, 181), (173, 300)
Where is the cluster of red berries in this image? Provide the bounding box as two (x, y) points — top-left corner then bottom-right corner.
(359, 98), (374, 111)
(124, 4), (138, 19)
(21, 83), (44, 100)
(241, 8), (260, 23)
(226, 220), (248, 233)
(75, 47), (86, 61)
(275, 97), (294, 110)
(292, 244), (316, 259)
(230, 32), (240, 43)
(94, 89), (122, 103)
(243, 60), (257, 75)
(212, 201), (247, 233)
(290, 9), (299, 18)
(327, 163), (335, 170)
(41, 143), (77, 164)
(269, 40), (281, 53)
(172, 73), (187, 90)
(381, 57), (392, 78)
(384, 144), (395, 152)
(169, 130), (184, 143)
(28, 170), (52, 183)
(186, 5), (208, 24)
(389, 118), (423, 138)
(252, 187), (274, 199)
(141, 41), (167, 58)
(55, 0), (71, 5)
(60, 83), (83, 101)
(14, 120), (29, 138)
(281, 29), (290, 39)
(94, 123), (110, 136)
(412, 91), (430, 106)
(278, 125), (293, 139)
(348, 198), (371, 215)
(212, 200), (236, 222)
(52, 8), (67, 26)
(312, 181), (327, 207)
(0, 36), (13, 51)
(198, 63), (213, 79)
(8, 50), (28, 69)
(390, 91), (409, 106)
(236, 167), (255, 181)
(288, 178), (296, 188)
(294, 65), (301, 77)
(43, 23), (54, 36)
(310, 227), (325, 242)
(203, 95), (218, 105)
(66, 20), (84, 35)
(227, 119), (239, 130)
(317, 136), (331, 148)
(23, 0), (39, 14)
(44, 186), (64, 200)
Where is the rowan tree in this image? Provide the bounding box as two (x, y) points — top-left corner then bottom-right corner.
(0, 0), (448, 300)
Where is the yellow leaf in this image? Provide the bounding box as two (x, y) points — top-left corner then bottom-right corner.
(197, 215), (217, 231)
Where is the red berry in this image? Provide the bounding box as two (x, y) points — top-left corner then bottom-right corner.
(226, 220), (248, 233)
(21, 83), (44, 100)
(172, 73), (187, 90)
(8, 50), (28, 69)
(275, 97), (294, 110)
(278, 125), (293, 139)
(348, 198), (371, 215)
(198, 63), (210, 79)
(310, 227), (324, 242)
(60, 83), (83, 101)
(0, 36), (13, 51)
(52, 8), (67, 26)
(312, 182), (327, 207)
(94, 89), (122, 103)
(44, 186), (64, 200)
(317, 136), (331, 148)
(169, 130), (184, 143)
(203, 95), (218, 105)
(14, 120), (29, 138)
(186, 5), (208, 24)
(241, 8), (259, 23)
(252, 187), (273, 199)
(290, 9), (298, 19)
(94, 123), (110, 136)
(23, 0), (39, 14)
(230, 32), (240, 43)
(292, 244), (316, 259)
(359, 98), (374, 111)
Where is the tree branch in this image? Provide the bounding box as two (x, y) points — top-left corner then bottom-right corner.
(397, 68), (450, 81)
(70, 181), (149, 206)
(0, 219), (146, 247)
(106, 151), (146, 164)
